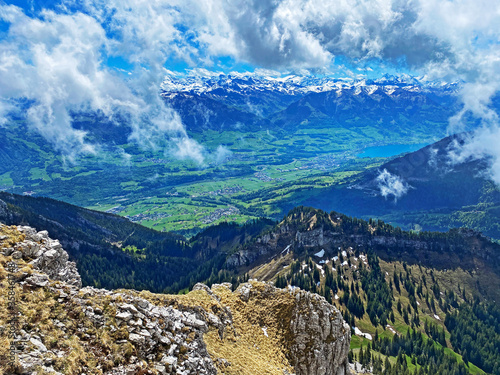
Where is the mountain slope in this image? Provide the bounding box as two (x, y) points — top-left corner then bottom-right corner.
(1, 193), (499, 374)
(222, 206), (500, 375)
(270, 86), (454, 135)
(0, 224), (350, 375)
(0, 192), (274, 292)
(226, 206), (500, 301)
(296, 134), (500, 239)
(163, 93), (269, 133)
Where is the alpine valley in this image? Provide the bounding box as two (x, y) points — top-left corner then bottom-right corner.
(1, 69), (500, 375)
(2, 73), (496, 238)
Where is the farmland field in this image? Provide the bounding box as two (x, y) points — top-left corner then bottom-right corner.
(1, 119), (435, 235)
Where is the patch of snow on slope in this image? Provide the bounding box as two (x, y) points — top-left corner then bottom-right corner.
(262, 327), (268, 337)
(281, 244), (291, 255)
(354, 327), (373, 340)
(314, 249), (325, 257)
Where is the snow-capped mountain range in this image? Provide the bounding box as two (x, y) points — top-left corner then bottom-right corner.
(159, 71), (463, 134)
(161, 72), (459, 99)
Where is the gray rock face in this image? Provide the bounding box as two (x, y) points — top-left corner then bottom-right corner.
(7, 225), (82, 288)
(290, 290), (351, 375)
(25, 274), (49, 287)
(296, 227), (328, 247)
(234, 282), (351, 375)
(226, 225), (296, 268)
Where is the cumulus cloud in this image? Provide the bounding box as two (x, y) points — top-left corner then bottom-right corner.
(0, 3), (205, 163)
(0, 7), (115, 158)
(376, 169), (411, 201)
(184, 0), (452, 69)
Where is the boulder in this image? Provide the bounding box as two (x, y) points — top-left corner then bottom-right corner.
(26, 274), (49, 287)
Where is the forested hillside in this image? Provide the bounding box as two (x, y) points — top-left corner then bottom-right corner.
(0, 192), (272, 292)
(297, 134), (500, 241)
(224, 206), (500, 375)
(1, 195), (499, 374)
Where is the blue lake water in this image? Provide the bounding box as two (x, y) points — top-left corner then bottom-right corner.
(357, 143), (429, 158)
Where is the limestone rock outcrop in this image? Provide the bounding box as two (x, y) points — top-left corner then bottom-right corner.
(289, 291), (350, 375)
(1, 224), (81, 287)
(0, 224), (351, 375)
(233, 282), (350, 375)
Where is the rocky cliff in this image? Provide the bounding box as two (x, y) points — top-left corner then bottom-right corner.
(226, 208), (500, 273)
(0, 223), (351, 375)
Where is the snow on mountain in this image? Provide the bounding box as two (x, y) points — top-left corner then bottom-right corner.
(160, 72), (459, 100)
(160, 73), (346, 96)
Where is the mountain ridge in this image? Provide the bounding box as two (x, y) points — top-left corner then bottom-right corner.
(225, 206), (500, 301)
(0, 223), (350, 375)
(1, 192), (500, 374)
(2, 191), (500, 303)
(161, 73), (460, 98)
(161, 73), (463, 137)
(292, 134), (500, 239)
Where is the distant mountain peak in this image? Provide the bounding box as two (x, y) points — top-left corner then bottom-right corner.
(161, 71), (459, 99)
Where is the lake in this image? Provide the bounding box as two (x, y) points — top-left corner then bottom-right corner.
(357, 143), (429, 158)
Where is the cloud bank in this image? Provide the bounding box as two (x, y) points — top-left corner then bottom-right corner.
(0, 3), (204, 162)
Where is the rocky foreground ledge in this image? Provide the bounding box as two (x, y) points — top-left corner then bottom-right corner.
(0, 224), (350, 375)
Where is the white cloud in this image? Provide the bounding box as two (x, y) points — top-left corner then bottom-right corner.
(172, 137), (205, 165)
(448, 128), (500, 185)
(214, 145), (233, 164)
(376, 169), (411, 201)
(176, 0), (456, 69)
(0, 3), (205, 163)
(427, 147), (439, 169)
(0, 7), (115, 158)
